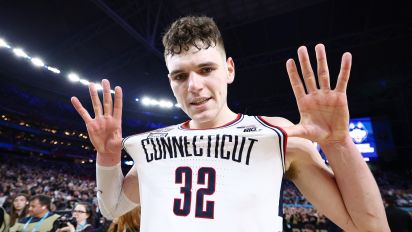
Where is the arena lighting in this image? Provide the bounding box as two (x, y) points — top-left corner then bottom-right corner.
(47, 66), (61, 74)
(79, 79), (90, 86)
(0, 38), (11, 48)
(124, 160), (134, 166)
(94, 83), (103, 90)
(13, 48), (30, 59)
(3, 37), (181, 111)
(68, 73), (80, 82)
(141, 96), (174, 108)
(31, 57), (45, 67)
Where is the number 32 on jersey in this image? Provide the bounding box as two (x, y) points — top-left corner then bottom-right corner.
(173, 166), (216, 219)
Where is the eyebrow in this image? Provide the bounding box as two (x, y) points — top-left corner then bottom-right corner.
(169, 62), (218, 76)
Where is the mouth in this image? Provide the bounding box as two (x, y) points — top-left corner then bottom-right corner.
(190, 97), (212, 106)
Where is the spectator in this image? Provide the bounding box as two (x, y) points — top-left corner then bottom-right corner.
(10, 194), (60, 232)
(9, 193), (30, 227)
(383, 194), (412, 232)
(0, 206), (10, 232)
(55, 202), (95, 232)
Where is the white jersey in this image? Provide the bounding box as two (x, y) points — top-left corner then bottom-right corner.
(123, 114), (287, 232)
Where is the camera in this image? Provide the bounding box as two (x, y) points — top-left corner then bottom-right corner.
(55, 213), (77, 229)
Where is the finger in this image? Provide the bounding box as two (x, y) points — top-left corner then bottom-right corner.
(282, 124), (305, 138)
(89, 82), (103, 117)
(102, 79), (113, 116)
(71, 97), (93, 123)
(315, 44), (330, 90)
(286, 59), (305, 100)
(335, 52), (352, 93)
(113, 86), (123, 120)
(297, 46), (318, 93)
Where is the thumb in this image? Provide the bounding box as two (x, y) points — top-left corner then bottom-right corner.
(282, 124), (306, 138)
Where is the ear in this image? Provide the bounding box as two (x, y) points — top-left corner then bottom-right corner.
(42, 206), (46, 210)
(226, 57), (235, 84)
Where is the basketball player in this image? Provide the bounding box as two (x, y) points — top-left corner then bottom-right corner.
(71, 16), (389, 231)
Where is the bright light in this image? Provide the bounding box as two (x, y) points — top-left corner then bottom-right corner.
(135, 98), (139, 102)
(79, 79), (90, 86)
(110, 90), (115, 94)
(47, 66), (60, 74)
(142, 97), (151, 106)
(13, 48), (30, 58)
(363, 157), (370, 162)
(141, 96), (177, 109)
(0, 38), (11, 49)
(150, 99), (158, 105)
(159, 100), (173, 108)
(31, 57), (44, 67)
(94, 83), (103, 90)
(175, 103), (181, 108)
(124, 160), (134, 166)
(68, 73), (80, 82)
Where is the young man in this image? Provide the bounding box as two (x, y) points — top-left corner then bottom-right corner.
(71, 16), (389, 231)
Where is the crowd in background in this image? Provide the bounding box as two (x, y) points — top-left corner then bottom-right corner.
(1, 153), (411, 231)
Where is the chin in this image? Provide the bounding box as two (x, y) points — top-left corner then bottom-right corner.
(191, 110), (216, 123)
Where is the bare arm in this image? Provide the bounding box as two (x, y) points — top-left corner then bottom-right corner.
(71, 79), (139, 218)
(274, 44), (389, 231)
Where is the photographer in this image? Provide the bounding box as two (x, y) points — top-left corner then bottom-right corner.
(56, 202), (94, 232)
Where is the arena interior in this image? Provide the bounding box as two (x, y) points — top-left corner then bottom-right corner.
(1, 1), (411, 231)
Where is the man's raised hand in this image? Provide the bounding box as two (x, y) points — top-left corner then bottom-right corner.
(284, 44), (352, 146)
(71, 79), (123, 164)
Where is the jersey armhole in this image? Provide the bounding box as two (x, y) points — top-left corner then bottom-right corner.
(255, 116), (288, 173)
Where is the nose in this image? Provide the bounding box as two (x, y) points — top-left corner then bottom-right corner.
(187, 72), (203, 93)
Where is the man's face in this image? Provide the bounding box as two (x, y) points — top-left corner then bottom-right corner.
(166, 45), (235, 127)
(28, 199), (47, 218)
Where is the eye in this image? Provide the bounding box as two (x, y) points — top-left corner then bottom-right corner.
(201, 67), (214, 74)
(172, 73), (188, 81)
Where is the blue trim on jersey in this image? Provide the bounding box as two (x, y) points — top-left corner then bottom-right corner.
(254, 116), (287, 173)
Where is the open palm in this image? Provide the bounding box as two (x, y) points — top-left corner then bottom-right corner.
(285, 44), (352, 145)
(71, 79), (123, 157)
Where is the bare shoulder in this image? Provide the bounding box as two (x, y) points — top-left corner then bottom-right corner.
(261, 116), (324, 178)
(260, 116), (294, 127)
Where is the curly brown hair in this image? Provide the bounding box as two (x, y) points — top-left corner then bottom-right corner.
(162, 16), (225, 57)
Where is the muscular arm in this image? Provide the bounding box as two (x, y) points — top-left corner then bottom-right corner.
(274, 44), (389, 231)
(268, 116), (387, 231)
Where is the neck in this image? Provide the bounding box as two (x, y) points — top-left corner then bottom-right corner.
(16, 209), (23, 215)
(189, 108), (238, 129)
(36, 210), (48, 218)
(78, 220), (87, 226)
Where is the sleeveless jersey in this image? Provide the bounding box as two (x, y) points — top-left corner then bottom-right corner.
(123, 114), (287, 232)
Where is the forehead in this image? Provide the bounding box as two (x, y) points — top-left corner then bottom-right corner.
(15, 196), (27, 200)
(30, 199), (40, 206)
(75, 204), (86, 210)
(165, 45), (225, 72)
